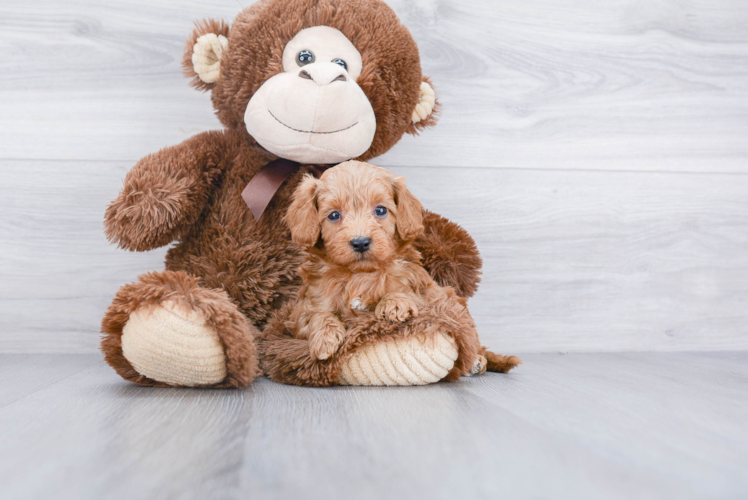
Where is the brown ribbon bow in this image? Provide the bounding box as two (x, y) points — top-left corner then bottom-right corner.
(241, 159), (331, 220)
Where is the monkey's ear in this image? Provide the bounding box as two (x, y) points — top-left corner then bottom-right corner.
(406, 78), (439, 135)
(393, 176), (424, 241)
(286, 175), (321, 248)
(182, 19), (230, 91)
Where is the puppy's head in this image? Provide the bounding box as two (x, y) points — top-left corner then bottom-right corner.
(286, 161), (423, 269)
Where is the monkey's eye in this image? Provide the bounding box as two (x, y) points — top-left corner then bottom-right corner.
(297, 50), (315, 66)
(374, 206), (388, 218)
(332, 58), (347, 70)
(327, 211), (341, 221)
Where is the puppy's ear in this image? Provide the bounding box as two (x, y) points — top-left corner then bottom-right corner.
(286, 175), (321, 248)
(393, 176), (424, 241)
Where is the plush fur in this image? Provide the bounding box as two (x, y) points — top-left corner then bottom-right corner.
(100, 0), (488, 388)
(183, 18), (231, 92)
(417, 210), (482, 299)
(259, 291), (483, 387)
(207, 0), (431, 158)
(259, 161), (519, 386)
(101, 270), (260, 388)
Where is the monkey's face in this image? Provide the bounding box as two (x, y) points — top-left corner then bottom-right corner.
(184, 0), (440, 162)
(244, 26), (377, 164)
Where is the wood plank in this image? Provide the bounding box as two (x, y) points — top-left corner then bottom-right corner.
(464, 352), (748, 497)
(394, 165), (748, 352)
(0, 353), (746, 499)
(0, 354), (99, 407)
(0, 160), (167, 352)
(2, 160), (747, 353)
(1, 0), (747, 171)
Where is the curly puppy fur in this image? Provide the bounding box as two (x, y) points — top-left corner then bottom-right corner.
(100, 0), (483, 387)
(260, 290), (486, 386)
(285, 160), (471, 361)
(255, 161), (518, 385)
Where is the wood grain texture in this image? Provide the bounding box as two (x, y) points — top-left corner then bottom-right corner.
(0, 353), (747, 499)
(0, 354), (98, 407)
(0, 0), (747, 171)
(0, 160), (167, 352)
(2, 2), (747, 496)
(2, 160), (747, 353)
(396, 165), (748, 352)
(1, 0), (748, 353)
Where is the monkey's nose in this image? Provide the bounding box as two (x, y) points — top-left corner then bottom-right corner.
(350, 237), (371, 253)
(298, 63), (348, 85)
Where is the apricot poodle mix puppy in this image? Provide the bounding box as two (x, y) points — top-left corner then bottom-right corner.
(285, 160), (490, 363)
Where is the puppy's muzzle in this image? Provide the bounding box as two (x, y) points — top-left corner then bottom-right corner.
(350, 237), (371, 253)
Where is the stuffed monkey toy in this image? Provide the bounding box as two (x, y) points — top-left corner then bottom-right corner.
(101, 0), (519, 387)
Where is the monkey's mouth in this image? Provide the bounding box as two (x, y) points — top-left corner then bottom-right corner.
(268, 110), (358, 135)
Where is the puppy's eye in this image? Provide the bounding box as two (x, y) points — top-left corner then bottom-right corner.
(374, 206), (388, 218)
(327, 211), (341, 221)
(297, 50), (315, 66)
(332, 58), (347, 70)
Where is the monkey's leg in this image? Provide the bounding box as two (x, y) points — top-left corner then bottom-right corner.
(101, 270), (260, 388)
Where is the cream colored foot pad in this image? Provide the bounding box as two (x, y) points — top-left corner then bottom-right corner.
(121, 301), (227, 386)
(339, 331), (458, 386)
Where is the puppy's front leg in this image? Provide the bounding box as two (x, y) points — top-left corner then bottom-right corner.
(375, 292), (420, 322)
(307, 312), (347, 360)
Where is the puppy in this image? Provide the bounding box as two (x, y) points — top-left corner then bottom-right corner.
(285, 160), (469, 361)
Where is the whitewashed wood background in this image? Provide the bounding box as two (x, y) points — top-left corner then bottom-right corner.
(2, 0), (747, 353)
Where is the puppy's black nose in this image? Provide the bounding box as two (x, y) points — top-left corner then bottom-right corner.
(350, 237), (371, 253)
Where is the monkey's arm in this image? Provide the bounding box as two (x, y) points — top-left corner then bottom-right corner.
(415, 210), (482, 298)
(105, 131), (231, 251)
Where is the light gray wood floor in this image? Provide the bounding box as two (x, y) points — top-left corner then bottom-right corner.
(1, 353), (747, 499)
(2, 2), (746, 498)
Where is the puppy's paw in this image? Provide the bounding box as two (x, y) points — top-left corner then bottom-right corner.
(375, 294), (419, 323)
(309, 322), (346, 360)
(469, 355), (488, 376)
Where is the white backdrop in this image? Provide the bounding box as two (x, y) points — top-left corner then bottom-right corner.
(2, 0), (747, 353)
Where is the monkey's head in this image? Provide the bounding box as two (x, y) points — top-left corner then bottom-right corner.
(183, 0), (438, 164)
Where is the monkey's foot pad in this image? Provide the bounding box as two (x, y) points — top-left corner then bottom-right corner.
(258, 292), (513, 387)
(121, 301), (228, 386)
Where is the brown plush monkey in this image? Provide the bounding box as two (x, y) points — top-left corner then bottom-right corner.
(101, 0), (509, 388)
